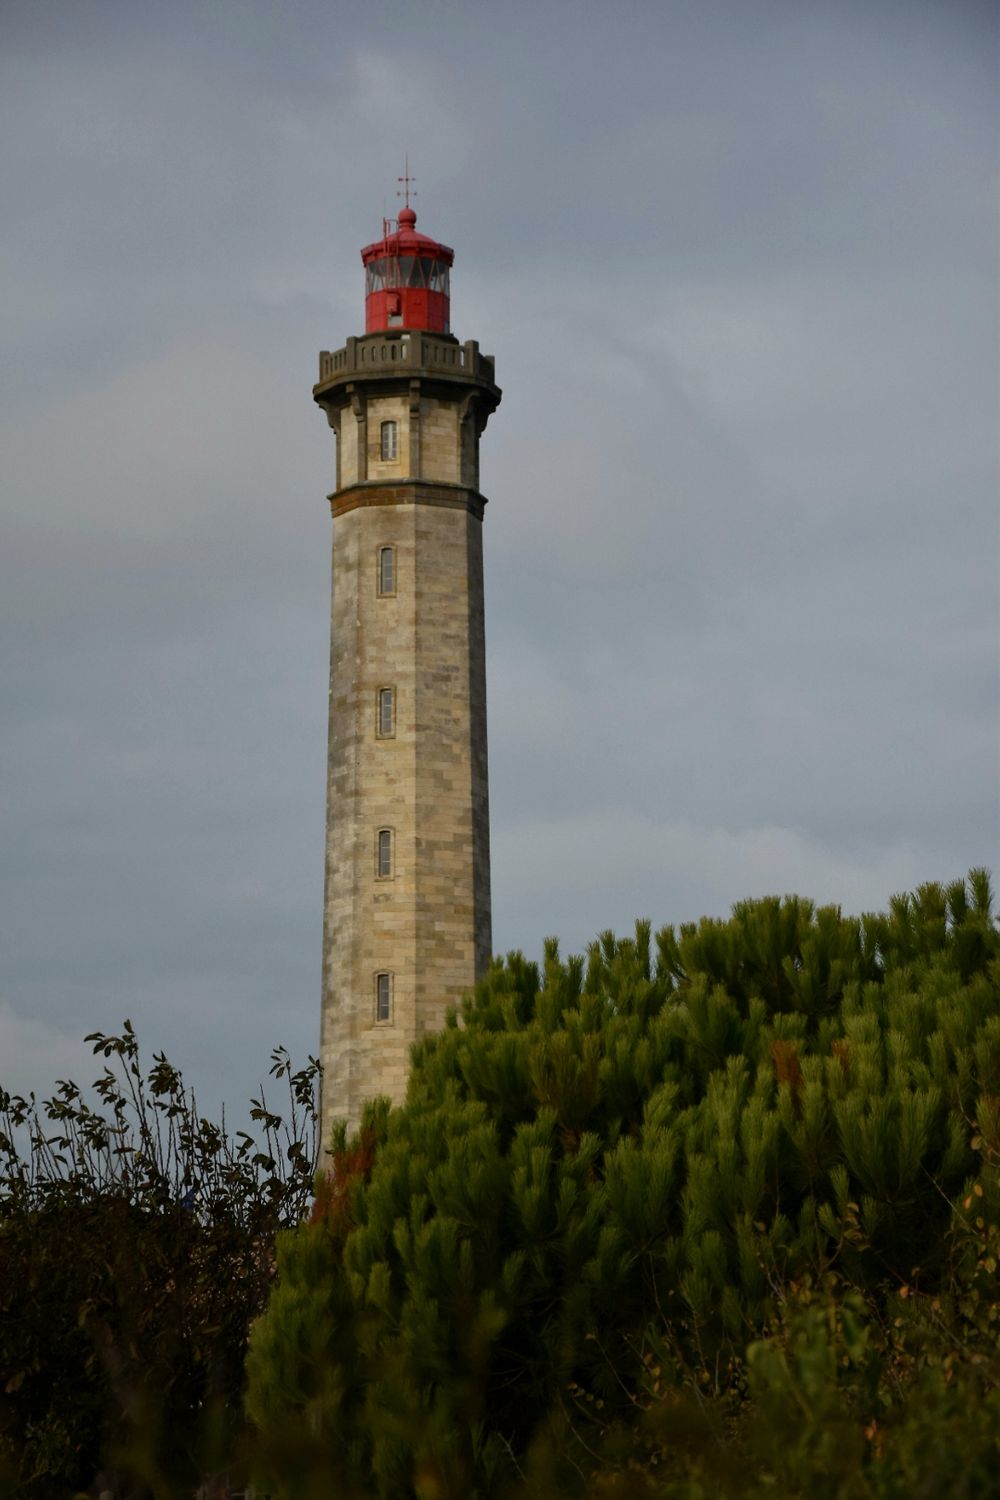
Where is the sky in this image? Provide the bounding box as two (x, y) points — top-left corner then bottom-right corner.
(2, 0), (997, 1118)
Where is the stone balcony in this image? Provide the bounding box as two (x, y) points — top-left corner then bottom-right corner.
(317, 331), (497, 390)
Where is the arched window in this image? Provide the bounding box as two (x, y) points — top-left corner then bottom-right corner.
(377, 687), (395, 738)
(376, 828), (392, 878)
(380, 419), (398, 461)
(378, 545), (395, 596)
(375, 972), (392, 1023)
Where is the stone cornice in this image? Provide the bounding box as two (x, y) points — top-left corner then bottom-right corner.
(329, 480), (487, 522)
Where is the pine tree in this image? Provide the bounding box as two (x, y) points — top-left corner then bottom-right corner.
(246, 873), (1000, 1498)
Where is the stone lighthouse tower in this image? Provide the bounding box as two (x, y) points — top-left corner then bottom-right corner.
(313, 200), (501, 1137)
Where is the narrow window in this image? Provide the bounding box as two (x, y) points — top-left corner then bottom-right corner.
(377, 828), (392, 878)
(378, 687), (394, 738)
(380, 420), (398, 461)
(375, 972), (392, 1023)
(378, 545), (395, 596)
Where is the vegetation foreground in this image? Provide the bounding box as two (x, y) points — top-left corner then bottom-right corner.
(3, 873), (1000, 1497)
(249, 873), (1000, 1498)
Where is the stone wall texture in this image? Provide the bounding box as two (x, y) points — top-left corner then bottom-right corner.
(320, 492), (490, 1133)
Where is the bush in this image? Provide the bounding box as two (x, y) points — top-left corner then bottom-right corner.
(0, 1023), (319, 1498)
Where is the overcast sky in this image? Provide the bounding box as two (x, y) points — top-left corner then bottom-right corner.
(2, 0), (997, 1116)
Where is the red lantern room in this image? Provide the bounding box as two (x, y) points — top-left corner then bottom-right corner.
(361, 206), (454, 335)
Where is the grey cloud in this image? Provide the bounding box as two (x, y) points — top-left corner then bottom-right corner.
(1, 0), (996, 1115)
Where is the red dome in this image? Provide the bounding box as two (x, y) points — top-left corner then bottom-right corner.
(360, 209), (454, 335)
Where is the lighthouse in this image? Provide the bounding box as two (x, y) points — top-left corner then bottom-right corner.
(313, 197), (501, 1137)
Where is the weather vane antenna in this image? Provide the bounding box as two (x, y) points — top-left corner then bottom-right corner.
(397, 154), (417, 210)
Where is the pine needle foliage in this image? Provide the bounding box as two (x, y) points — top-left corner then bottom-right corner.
(246, 873), (1000, 1498)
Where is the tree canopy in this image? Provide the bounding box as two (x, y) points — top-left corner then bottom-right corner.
(247, 873), (1000, 1499)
